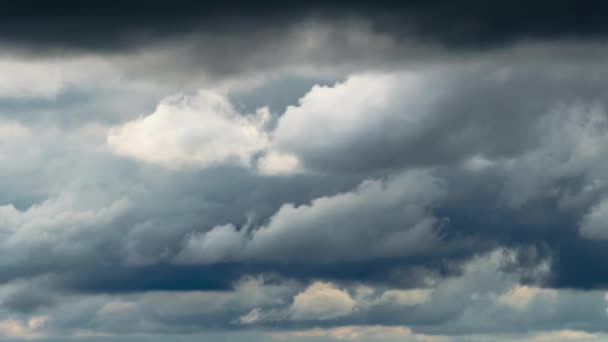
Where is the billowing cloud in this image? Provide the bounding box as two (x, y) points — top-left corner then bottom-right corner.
(108, 90), (270, 169)
(274, 68), (608, 173)
(3, 3), (608, 341)
(175, 170), (445, 263)
(290, 282), (357, 320)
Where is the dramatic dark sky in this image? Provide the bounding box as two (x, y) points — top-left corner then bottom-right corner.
(2, 1), (608, 341)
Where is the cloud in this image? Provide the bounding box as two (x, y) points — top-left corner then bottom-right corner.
(0, 59), (63, 99)
(525, 330), (599, 342)
(175, 224), (246, 264)
(237, 308), (263, 325)
(107, 90), (270, 169)
(5, 10), (608, 340)
(256, 151), (300, 175)
(0, 120), (30, 140)
(496, 285), (557, 310)
(275, 325), (445, 341)
(0, 316), (48, 339)
(290, 282), (356, 320)
(579, 198), (608, 239)
(3, 65), (608, 296)
(0, 249), (606, 340)
(273, 67), (607, 173)
(5, 1), (608, 54)
(175, 170), (445, 264)
(376, 289), (432, 306)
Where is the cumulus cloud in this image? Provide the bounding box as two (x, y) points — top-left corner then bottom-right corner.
(175, 224), (246, 264)
(274, 72), (435, 172)
(290, 282), (357, 320)
(0, 190), (130, 258)
(175, 170), (445, 264)
(5, 3), (608, 340)
(107, 90), (270, 169)
(0, 189), (131, 281)
(237, 308), (263, 324)
(0, 191), (129, 236)
(273, 69), (551, 173)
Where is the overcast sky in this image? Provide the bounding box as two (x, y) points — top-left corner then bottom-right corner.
(2, 1), (608, 341)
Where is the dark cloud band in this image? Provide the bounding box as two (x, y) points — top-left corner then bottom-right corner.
(3, 0), (608, 52)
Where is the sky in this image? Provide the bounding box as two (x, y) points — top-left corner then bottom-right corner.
(2, 1), (608, 341)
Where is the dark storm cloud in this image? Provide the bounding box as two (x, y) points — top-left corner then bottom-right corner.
(3, 0), (608, 53)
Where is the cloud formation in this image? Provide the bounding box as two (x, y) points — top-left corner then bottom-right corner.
(175, 170), (445, 263)
(3, 2), (608, 341)
(108, 90), (270, 168)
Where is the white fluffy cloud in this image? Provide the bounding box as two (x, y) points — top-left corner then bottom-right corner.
(273, 69), (540, 173)
(273, 72), (433, 171)
(107, 90), (270, 169)
(290, 282), (357, 320)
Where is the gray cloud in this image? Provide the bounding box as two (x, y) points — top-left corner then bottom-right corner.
(1, 250), (607, 341)
(1, 62), (608, 295)
(5, 1), (608, 53)
(175, 170), (447, 263)
(273, 66), (608, 173)
(2, 8), (608, 339)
